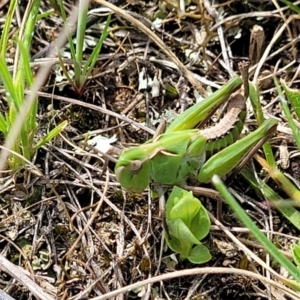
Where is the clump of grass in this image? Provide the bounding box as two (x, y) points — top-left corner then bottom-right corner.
(0, 0), (67, 169)
(0, 0), (110, 169)
(58, 0), (111, 95)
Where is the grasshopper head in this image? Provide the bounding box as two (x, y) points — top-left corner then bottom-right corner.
(115, 147), (151, 193)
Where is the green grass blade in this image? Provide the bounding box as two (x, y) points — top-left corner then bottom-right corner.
(22, 0), (40, 52)
(83, 14), (111, 78)
(20, 125), (31, 160)
(15, 0), (40, 106)
(281, 79), (300, 121)
(262, 183), (300, 230)
(36, 10), (55, 20)
(0, 114), (8, 136)
(255, 154), (300, 206)
(16, 39), (34, 86)
(241, 167), (300, 231)
(278, 0), (300, 14)
(33, 121), (68, 153)
(212, 175), (300, 284)
(0, 0), (17, 57)
(59, 0), (79, 90)
(57, 53), (77, 90)
(0, 58), (19, 109)
(59, 0), (77, 63)
(74, 0), (89, 88)
(249, 83), (276, 168)
(274, 78), (300, 151)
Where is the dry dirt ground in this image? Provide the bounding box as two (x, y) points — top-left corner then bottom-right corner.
(1, 0), (300, 299)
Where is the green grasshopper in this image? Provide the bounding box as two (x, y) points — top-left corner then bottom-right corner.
(115, 76), (278, 193)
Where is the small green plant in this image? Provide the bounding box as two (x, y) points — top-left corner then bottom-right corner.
(59, 0), (111, 95)
(165, 186), (211, 264)
(0, 0), (67, 169)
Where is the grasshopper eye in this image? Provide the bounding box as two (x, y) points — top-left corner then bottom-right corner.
(130, 160), (143, 174)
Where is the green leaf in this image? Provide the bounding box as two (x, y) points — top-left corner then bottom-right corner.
(165, 225), (193, 259)
(166, 186), (210, 240)
(187, 244), (212, 264)
(189, 202), (210, 241)
(168, 193), (200, 227)
(165, 195), (179, 217)
(167, 219), (200, 246)
(166, 186), (194, 217)
(165, 186), (211, 262)
(164, 233), (183, 254)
